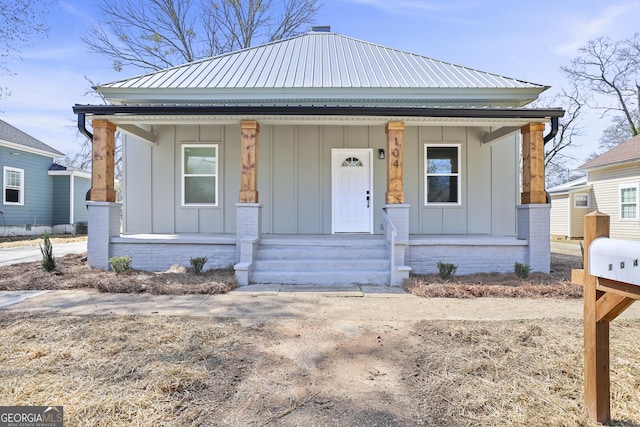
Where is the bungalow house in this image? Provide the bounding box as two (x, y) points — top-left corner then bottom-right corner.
(548, 176), (593, 240)
(73, 27), (563, 285)
(576, 135), (640, 240)
(0, 119), (91, 236)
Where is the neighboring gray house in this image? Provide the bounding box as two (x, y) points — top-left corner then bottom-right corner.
(0, 119), (91, 236)
(74, 28), (563, 285)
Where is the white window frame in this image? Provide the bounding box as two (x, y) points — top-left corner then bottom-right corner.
(3, 166), (24, 206)
(619, 183), (639, 221)
(424, 144), (461, 206)
(181, 144), (218, 207)
(574, 193), (590, 208)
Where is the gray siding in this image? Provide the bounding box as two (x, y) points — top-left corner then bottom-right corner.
(51, 175), (70, 224)
(1, 145), (54, 226)
(73, 176), (91, 223)
(123, 123), (518, 237)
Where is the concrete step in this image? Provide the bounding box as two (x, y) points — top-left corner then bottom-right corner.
(257, 246), (388, 260)
(253, 258), (389, 272)
(251, 236), (391, 285)
(250, 270), (390, 286)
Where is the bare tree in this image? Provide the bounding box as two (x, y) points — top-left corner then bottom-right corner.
(598, 114), (635, 150)
(562, 34), (640, 141)
(0, 0), (53, 98)
(83, 0), (320, 72)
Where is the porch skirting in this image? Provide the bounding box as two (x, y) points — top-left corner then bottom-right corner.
(407, 235), (529, 275)
(104, 233), (537, 279)
(110, 234), (236, 272)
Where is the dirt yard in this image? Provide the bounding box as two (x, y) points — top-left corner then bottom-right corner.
(5, 238), (636, 426)
(1, 312), (639, 426)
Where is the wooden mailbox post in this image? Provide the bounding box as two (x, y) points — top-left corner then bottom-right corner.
(571, 211), (640, 423)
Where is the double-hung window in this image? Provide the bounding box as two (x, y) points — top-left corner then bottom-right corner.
(620, 183), (638, 220)
(3, 166), (24, 205)
(182, 144), (218, 206)
(425, 144), (460, 205)
(574, 194), (590, 208)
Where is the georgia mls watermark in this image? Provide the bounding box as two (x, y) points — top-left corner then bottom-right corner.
(0, 406), (63, 427)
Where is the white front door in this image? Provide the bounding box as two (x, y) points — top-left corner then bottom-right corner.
(332, 149), (373, 233)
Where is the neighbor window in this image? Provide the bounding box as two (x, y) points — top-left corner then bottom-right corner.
(3, 166), (24, 206)
(620, 184), (638, 220)
(574, 194), (590, 208)
(425, 144), (460, 204)
(182, 144), (218, 206)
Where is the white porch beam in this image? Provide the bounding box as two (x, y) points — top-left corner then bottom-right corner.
(482, 126), (520, 144)
(118, 124), (157, 144)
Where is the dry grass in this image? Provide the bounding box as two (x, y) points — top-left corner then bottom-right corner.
(1, 313), (639, 426)
(405, 252), (584, 299)
(0, 254), (237, 295)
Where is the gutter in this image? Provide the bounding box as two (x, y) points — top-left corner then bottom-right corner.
(73, 104), (565, 120)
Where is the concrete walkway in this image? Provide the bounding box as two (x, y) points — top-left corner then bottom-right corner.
(3, 285), (640, 321)
(0, 241), (87, 267)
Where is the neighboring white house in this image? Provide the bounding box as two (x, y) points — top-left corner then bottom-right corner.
(73, 27), (564, 285)
(576, 135), (640, 240)
(548, 177), (594, 239)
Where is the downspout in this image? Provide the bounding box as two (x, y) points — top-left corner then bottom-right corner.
(543, 116), (560, 204)
(543, 116), (559, 144)
(77, 113), (94, 201)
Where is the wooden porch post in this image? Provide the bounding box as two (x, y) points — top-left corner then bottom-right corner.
(90, 120), (117, 202)
(521, 123), (546, 204)
(583, 212), (611, 422)
(385, 122), (404, 204)
(240, 120), (260, 203)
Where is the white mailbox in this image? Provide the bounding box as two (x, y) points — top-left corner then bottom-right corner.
(589, 237), (640, 286)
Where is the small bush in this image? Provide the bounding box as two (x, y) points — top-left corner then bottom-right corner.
(109, 256), (132, 274)
(39, 231), (56, 272)
(190, 257), (208, 275)
(437, 261), (457, 280)
(514, 262), (531, 279)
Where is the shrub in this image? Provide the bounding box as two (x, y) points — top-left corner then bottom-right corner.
(190, 257), (208, 275)
(109, 256), (132, 274)
(39, 231), (56, 272)
(514, 262), (531, 279)
(437, 261), (457, 280)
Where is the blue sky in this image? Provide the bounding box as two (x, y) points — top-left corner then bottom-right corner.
(1, 0), (639, 169)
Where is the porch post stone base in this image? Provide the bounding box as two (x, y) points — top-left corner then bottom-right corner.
(384, 204), (411, 286)
(235, 203), (262, 286)
(517, 204), (551, 273)
(86, 201), (122, 270)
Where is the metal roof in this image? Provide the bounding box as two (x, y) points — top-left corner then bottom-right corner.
(0, 119), (64, 157)
(97, 29), (549, 107)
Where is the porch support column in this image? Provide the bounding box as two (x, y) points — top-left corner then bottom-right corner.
(520, 123), (546, 204)
(385, 122), (405, 204)
(235, 120), (261, 286)
(90, 120), (117, 202)
(240, 120), (260, 203)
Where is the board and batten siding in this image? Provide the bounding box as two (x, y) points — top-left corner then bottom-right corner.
(0, 145), (54, 226)
(122, 124), (518, 236)
(588, 163), (640, 240)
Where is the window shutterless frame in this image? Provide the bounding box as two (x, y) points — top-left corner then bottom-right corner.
(424, 144), (461, 206)
(181, 144), (218, 206)
(3, 166), (24, 206)
(619, 183), (638, 221)
(574, 194), (590, 208)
